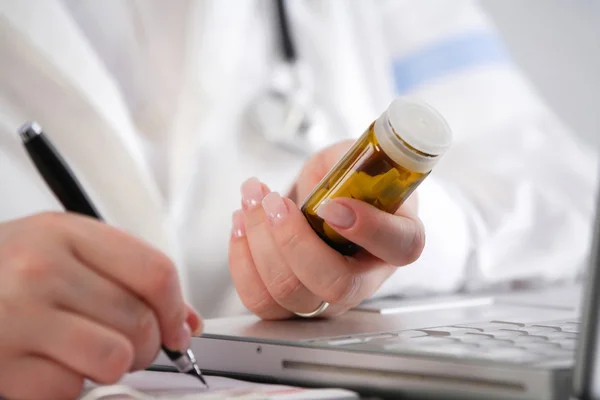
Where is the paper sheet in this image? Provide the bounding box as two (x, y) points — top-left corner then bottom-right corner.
(79, 371), (358, 400)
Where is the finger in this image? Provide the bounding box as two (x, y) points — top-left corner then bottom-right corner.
(53, 257), (161, 370)
(260, 194), (395, 307)
(186, 304), (203, 336)
(56, 212), (188, 352)
(0, 355), (83, 400)
(261, 192), (352, 317)
(241, 178), (325, 314)
(228, 209), (293, 320)
(27, 309), (134, 385)
(316, 197), (426, 266)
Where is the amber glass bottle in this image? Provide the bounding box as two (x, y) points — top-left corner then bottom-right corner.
(300, 97), (452, 255)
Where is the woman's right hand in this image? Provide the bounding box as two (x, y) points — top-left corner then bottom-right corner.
(0, 212), (201, 400)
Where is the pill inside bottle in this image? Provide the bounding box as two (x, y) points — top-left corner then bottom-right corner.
(300, 97), (452, 256)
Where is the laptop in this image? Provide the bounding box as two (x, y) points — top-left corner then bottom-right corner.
(154, 190), (600, 400)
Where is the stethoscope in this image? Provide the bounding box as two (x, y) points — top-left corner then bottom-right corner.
(247, 0), (344, 157)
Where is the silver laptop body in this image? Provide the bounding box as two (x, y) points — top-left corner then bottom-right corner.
(155, 191), (600, 400)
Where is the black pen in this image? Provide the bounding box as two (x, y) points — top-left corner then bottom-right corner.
(18, 121), (208, 388)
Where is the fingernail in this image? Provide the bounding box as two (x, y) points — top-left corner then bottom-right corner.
(176, 322), (192, 351)
(241, 178), (267, 210)
(231, 210), (245, 238)
(262, 192), (288, 224)
(317, 199), (356, 229)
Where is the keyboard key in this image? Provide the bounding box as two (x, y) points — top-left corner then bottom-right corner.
(383, 336), (456, 350)
(522, 326), (561, 335)
(453, 321), (524, 332)
(533, 320), (580, 333)
(329, 330), (426, 347)
(408, 336), (458, 346)
(559, 326), (579, 333)
(529, 323), (563, 330)
(456, 333), (495, 343)
(363, 333), (396, 342)
(475, 339), (514, 349)
(393, 330), (430, 339)
(519, 342), (561, 352)
(547, 320), (579, 326)
(417, 327), (480, 337)
(490, 320), (526, 327)
(544, 332), (578, 341)
(488, 329), (527, 339)
(368, 335), (437, 347)
(513, 335), (548, 344)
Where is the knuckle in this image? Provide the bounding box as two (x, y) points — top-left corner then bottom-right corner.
(243, 290), (281, 319)
(131, 346), (160, 372)
(323, 272), (362, 306)
(59, 376), (84, 400)
(169, 305), (187, 328)
(14, 253), (53, 282)
(159, 306), (186, 352)
(268, 272), (304, 303)
(96, 336), (134, 384)
(276, 229), (303, 255)
(132, 308), (159, 345)
(0, 223), (64, 285)
(144, 251), (178, 295)
(129, 308), (160, 370)
(130, 325), (160, 371)
(1, 246), (61, 286)
(21, 259), (50, 280)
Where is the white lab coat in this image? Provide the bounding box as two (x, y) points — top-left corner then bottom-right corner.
(0, 0), (597, 318)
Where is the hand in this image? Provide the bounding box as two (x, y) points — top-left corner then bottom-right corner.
(229, 140), (425, 320)
(0, 212), (201, 400)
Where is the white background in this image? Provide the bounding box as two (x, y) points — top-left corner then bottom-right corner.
(481, 0), (600, 149)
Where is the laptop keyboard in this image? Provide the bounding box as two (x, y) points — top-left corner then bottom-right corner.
(306, 319), (578, 365)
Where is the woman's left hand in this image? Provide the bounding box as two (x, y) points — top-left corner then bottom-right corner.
(228, 141), (426, 320)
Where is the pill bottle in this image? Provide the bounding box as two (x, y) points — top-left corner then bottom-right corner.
(300, 97), (452, 256)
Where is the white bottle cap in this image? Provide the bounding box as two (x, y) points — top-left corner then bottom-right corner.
(374, 97), (452, 173)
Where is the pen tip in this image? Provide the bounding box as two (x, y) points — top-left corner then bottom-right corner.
(186, 367), (209, 388)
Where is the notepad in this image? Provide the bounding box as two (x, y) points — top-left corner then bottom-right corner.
(79, 371), (358, 400)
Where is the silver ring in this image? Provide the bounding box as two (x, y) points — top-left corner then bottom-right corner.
(294, 301), (330, 318)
